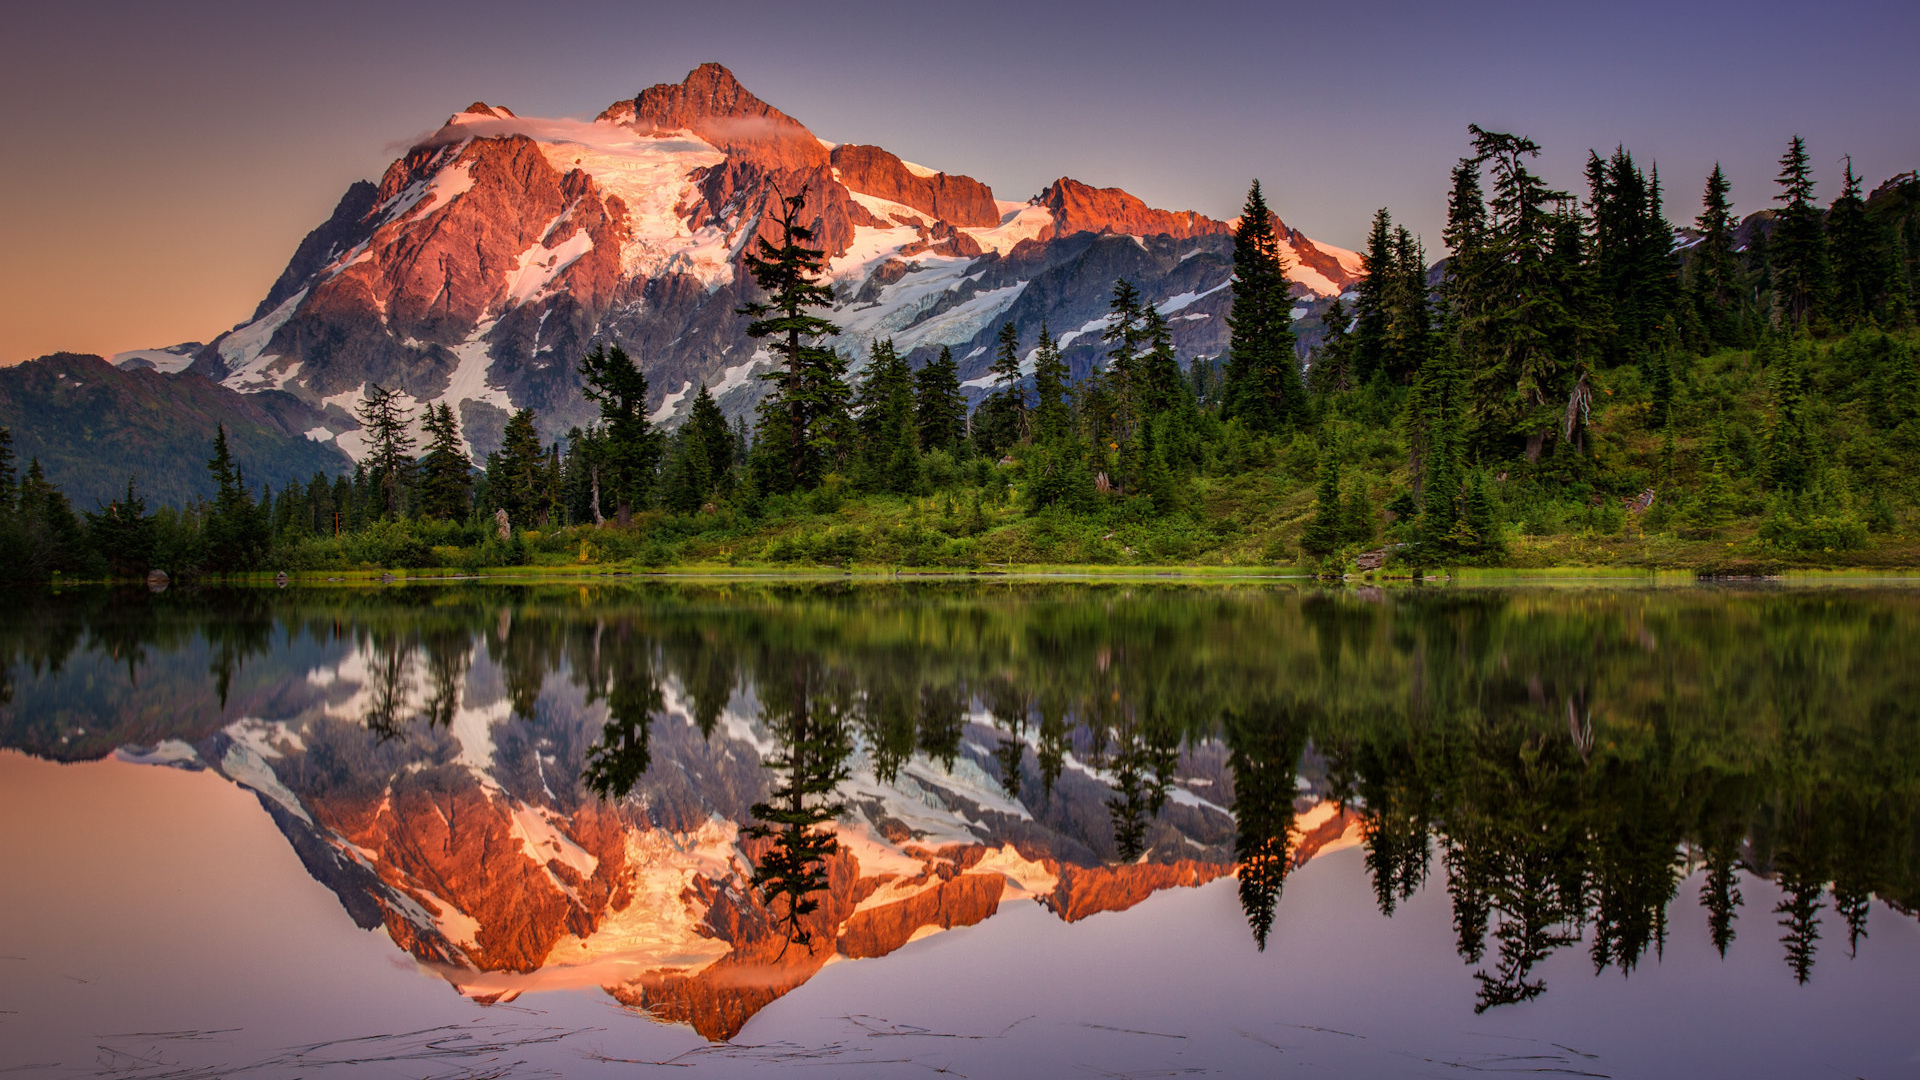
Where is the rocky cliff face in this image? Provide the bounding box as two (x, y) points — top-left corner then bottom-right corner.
(164, 62), (1363, 457)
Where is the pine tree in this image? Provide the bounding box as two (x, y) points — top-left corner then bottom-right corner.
(355, 383), (416, 518)
(1102, 278), (1149, 432)
(1136, 305), (1189, 415)
(659, 425), (713, 515)
(82, 478), (155, 577)
(1385, 224), (1432, 382)
(1352, 208), (1395, 383)
(415, 403), (473, 521)
(202, 425), (268, 572)
(1312, 296), (1353, 394)
(1222, 180), (1304, 433)
(1224, 704), (1308, 951)
(685, 383), (735, 498)
(1031, 323), (1071, 443)
(578, 343), (661, 522)
(0, 426), (15, 516)
(1827, 157), (1887, 328)
(853, 338), (922, 495)
(1459, 125), (1575, 459)
(739, 188), (852, 492)
(1764, 337), (1813, 492)
(1691, 164), (1741, 345)
(912, 346), (967, 452)
(1299, 459), (1343, 557)
(1587, 147), (1676, 366)
(746, 659), (854, 946)
(488, 408), (551, 527)
(1771, 135), (1830, 329)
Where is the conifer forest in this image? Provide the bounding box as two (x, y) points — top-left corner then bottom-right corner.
(6, 130), (1920, 581)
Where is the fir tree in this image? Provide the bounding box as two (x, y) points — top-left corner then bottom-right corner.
(1312, 296), (1353, 394)
(1771, 135), (1830, 328)
(1764, 337), (1813, 492)
(1225, 703), (1308, 951)
(1300, 459), (1343, 557)
(355, 383), (416, 518)
(746, 659), (855, 946)
(1460, 125), (1576, 459)
(1136, 305), (1189, 415)
(202, 425), (268, 572)
(1102, 277), (1149, 431)
(1692, 164), (1742, 344)
(488, 408), (551, 527)
(415, 403), (472, 521)
(0, 426), (15, 516)
(912, 346), (967, 452)
(82, 478), (155, 577)
(1222, 180), (1304, 432)
(578, 343), (660, 521)
(1352, 208), (1396, 383)
(853, 338), (922, 495)
(739, 188), (851, 492)
(1827, 157), (1887, 328)
(685, 383), (734, 497)
(1031, 323), (1071, 443)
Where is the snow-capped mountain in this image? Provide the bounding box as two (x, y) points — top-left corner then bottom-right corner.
(170, 63), (1363, 459)
(105, 629), (1361, 1042)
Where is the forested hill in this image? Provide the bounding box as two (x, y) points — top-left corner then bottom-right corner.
(0, 353), (349, 508)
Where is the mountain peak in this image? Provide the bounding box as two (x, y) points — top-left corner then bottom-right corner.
(597, 62), (825, 170)
(1037, 177), (1229, 241)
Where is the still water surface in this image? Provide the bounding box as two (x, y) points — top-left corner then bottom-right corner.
(1, 581), (1916, 1078)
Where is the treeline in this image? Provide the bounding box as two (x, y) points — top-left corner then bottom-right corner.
(12, 132), (1920, 580)
(6, 583), (1915, 1000)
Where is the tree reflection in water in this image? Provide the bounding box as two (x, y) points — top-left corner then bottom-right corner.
(3, 582), (1919, 1012)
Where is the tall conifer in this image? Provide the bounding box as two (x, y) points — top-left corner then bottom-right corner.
(1222, 180), (1304, 433)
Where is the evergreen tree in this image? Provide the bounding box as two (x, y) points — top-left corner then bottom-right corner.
(578, 343), (661, 521)
(1031, 323), (1072, 443)
(746, 658), (855, 946)
(1385, 224), (1433, 382)
(1459, 125), (1576, 459)
(82, 478), (155, 577)
(488, 408), (551, 527)
(1299, 459), (1343, 557)
(739, 188), (852, 492)
(1225, 703), (1309, 951)
(1827, 157), (1887, 328)
(1587, 147), (1677, 365)
(0, 427), (15, 516)
(1222, 180), (1305, 432)
(1771, 135), (1830, 328)
(415, 403), (473, 521)
(1689, 164), (1742, 346)
(1102, 278), (1149, 432)
(912, 346), (967, 452)
(1352, 208), (1396, 383)
(1764, 337), (1813, 492)
(1312, 296), (1353, 394)
(202, 425), (268, 572)
(658, 425), (712, 516)
(853, 338), (922, 495)
(355, 383), (416, 519)
(685, 383), (735, 498)
(1136, 305), (1189, 415)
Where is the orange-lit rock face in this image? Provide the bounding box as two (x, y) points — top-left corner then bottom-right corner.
(830, 144), (1000, 228)
(194, 61), (1365, 451)
(604, 61), (829, 173)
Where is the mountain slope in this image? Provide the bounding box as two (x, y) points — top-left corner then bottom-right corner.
(174, 63), (1363, 458)
(0, 353), (349, 507)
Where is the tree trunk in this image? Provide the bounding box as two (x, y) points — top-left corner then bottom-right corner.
(590, 466), (605, 525)
(1525, 429), (1546, 464)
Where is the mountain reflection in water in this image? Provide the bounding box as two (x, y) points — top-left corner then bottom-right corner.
(2, 582), (1915, 1041)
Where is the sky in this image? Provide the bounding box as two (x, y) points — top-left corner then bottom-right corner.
(2, 0), (1917, 363)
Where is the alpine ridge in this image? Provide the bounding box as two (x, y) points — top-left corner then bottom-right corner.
(158, 63), (1363, 459)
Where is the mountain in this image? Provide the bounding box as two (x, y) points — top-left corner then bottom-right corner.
(173, 63), (1363, 458)
(72, 623), (1360, 1042)
(0, 352), (350, 507)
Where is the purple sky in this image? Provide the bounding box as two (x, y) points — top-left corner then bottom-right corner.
(3, 0), (1916, 361)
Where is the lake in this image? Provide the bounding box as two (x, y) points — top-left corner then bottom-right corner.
(1, 580), (1916, 1078)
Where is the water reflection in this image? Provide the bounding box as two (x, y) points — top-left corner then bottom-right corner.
(2, 583), (1917, 1035)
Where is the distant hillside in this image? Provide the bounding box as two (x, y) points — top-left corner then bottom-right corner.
(0, 354), (351, 508)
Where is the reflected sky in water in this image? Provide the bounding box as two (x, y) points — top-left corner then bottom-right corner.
(2, 581), (1918, 1076)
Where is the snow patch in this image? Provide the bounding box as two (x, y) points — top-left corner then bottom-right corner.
(218, 289), (307, 391)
